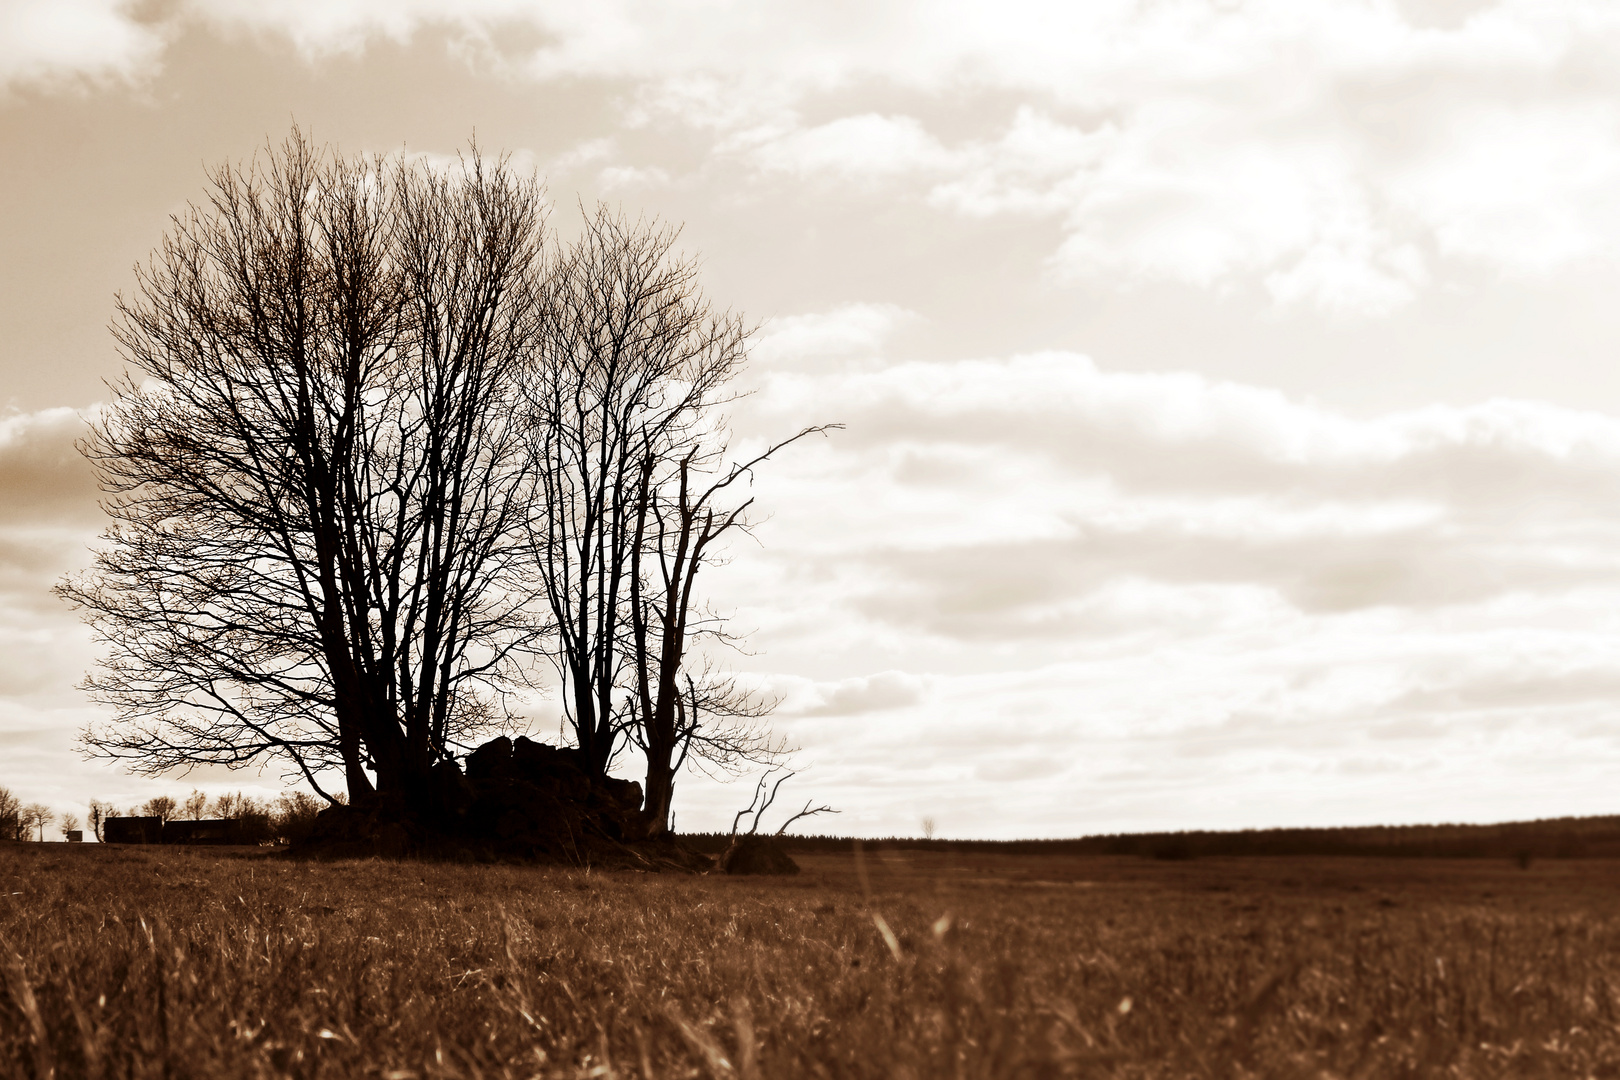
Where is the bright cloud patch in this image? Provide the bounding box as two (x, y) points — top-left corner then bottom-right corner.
(0, 0), (166, 92)
(796, 671), (928, 717)
(752, 303), (918, 370)
(650, 324), (1620, 834)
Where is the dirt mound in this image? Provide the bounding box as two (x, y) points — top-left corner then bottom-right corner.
(719, 836), (800, 875)
(295, 737), (710, 871)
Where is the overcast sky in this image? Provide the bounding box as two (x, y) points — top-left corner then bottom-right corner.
(5, 0), (1620, 838)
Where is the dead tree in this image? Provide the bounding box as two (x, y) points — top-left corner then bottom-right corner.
(627, 426), (834, 835)
(719, 768), (836, 875)
(727, 768), (837, 841)
(58, 129), (549, 806)
(526, 206), (832, 817)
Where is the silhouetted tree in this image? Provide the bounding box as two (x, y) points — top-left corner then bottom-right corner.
(272, 791), (325, 844)
(87, 799), (111, 841)
(209, 791), (273, 843)
(60, 813), (81, 839)
(624, 429), (829, 834)
(182, 790), (208, 820)
(140, 796), (177, 822)
(0, 787), (20, 841)
(58, 129), (549, 807)
(210, 792), (244, 820)
(526, 209), (830, 831)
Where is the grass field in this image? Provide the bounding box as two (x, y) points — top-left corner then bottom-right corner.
(4, 842), (1620, 1078)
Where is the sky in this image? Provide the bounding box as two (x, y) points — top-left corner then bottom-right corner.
(4, 0), (1620, 839)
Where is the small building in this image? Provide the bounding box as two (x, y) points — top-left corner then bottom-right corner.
(103, 816), (163, 844)
(64, 830), (83, 843)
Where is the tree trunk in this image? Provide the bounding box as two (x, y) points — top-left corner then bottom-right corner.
(642, 739), (675, 836)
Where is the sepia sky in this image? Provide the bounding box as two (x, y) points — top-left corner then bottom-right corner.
(5, 0), (1620, 838)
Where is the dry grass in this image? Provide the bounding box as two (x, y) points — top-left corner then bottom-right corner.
(3, 843), (1620, 1078)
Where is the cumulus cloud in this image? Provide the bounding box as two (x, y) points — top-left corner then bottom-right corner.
(0, 408), (100, 525)
(0, 408), (101, 700)
(0, 0), (167, 93)
(15, 1), (1620, 312)
(752, 303), (917, 370)
(176, 0), (538, 58)
(630, 329), (1620, 834)
(796, 670), (928, 717)
(742, 347), (1620, 627)
(749, 115), (955, 183)
(432, 0), (1620, 313)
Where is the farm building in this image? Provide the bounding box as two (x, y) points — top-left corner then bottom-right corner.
(102, 816), (163, 844)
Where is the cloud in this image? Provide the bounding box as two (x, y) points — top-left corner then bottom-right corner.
(177, 0), (538, 59)
(533, 0), (1620, 313)
(796, 670), (927, 717)
(0, 0), (167, 93)
(0, 408), (102, 703)
(16, 1), (1620, 312)
(0, 408), (100, 525)
(679, 583), (1620, 836)
(749, 115), (955, 183)
(597, 164), (670, 190)
(752, 303), (918, 370)
(722, 338), (1620, 666)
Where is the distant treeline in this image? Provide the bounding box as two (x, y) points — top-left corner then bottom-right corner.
(92, 790), (335, 846)
(681, 814), (1620, 860)
(0, 788), (336, 846)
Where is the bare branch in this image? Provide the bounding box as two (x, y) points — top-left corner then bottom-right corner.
(774, 800), (839, 837)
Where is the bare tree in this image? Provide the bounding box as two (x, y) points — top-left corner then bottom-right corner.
(21, 804), (52, 842)
(87, 799), (111, 842)
(0, 787), (20, 841)
(140, 796), (177, 822)
(524, 209), (733, 780)
(626, 425), (832, 834)
(58, 129), (549, 806)
(526, 207), (832, 831)
(60, 813), (82, 839)
(182, 790), (208, 820)
(211, 792), (247, 820)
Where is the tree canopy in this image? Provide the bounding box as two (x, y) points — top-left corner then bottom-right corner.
(59, 128), (828, 833)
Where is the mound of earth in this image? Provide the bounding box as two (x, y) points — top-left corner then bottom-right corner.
(296, 735), (711, 871)
(719, 835), (800, 875)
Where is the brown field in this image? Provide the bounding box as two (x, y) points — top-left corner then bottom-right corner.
(3, 842), (1620, 1078)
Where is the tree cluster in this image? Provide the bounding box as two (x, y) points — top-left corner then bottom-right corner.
(58, 130), (827, 837)
(84, 788), (331, 844)
(0, 786), (54, 842)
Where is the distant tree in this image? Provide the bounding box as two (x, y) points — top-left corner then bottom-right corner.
(235, 797), (274, 845)
(272, 791), (325, 844)
(140, 796), (177, 822)
(206, 791), (274, 843)
(87, 799), (111, 841)
(182, 790), (208, 820)
(60, 813), (81, 839)
(527, 207), (829, 832)
(211, 792), (245, 820)
(21, 804), (52, 842)
(57, 128), (549, 809)
(0, 787), (20, 841)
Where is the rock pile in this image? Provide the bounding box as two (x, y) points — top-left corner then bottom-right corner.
(299, 735), (705, 869)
